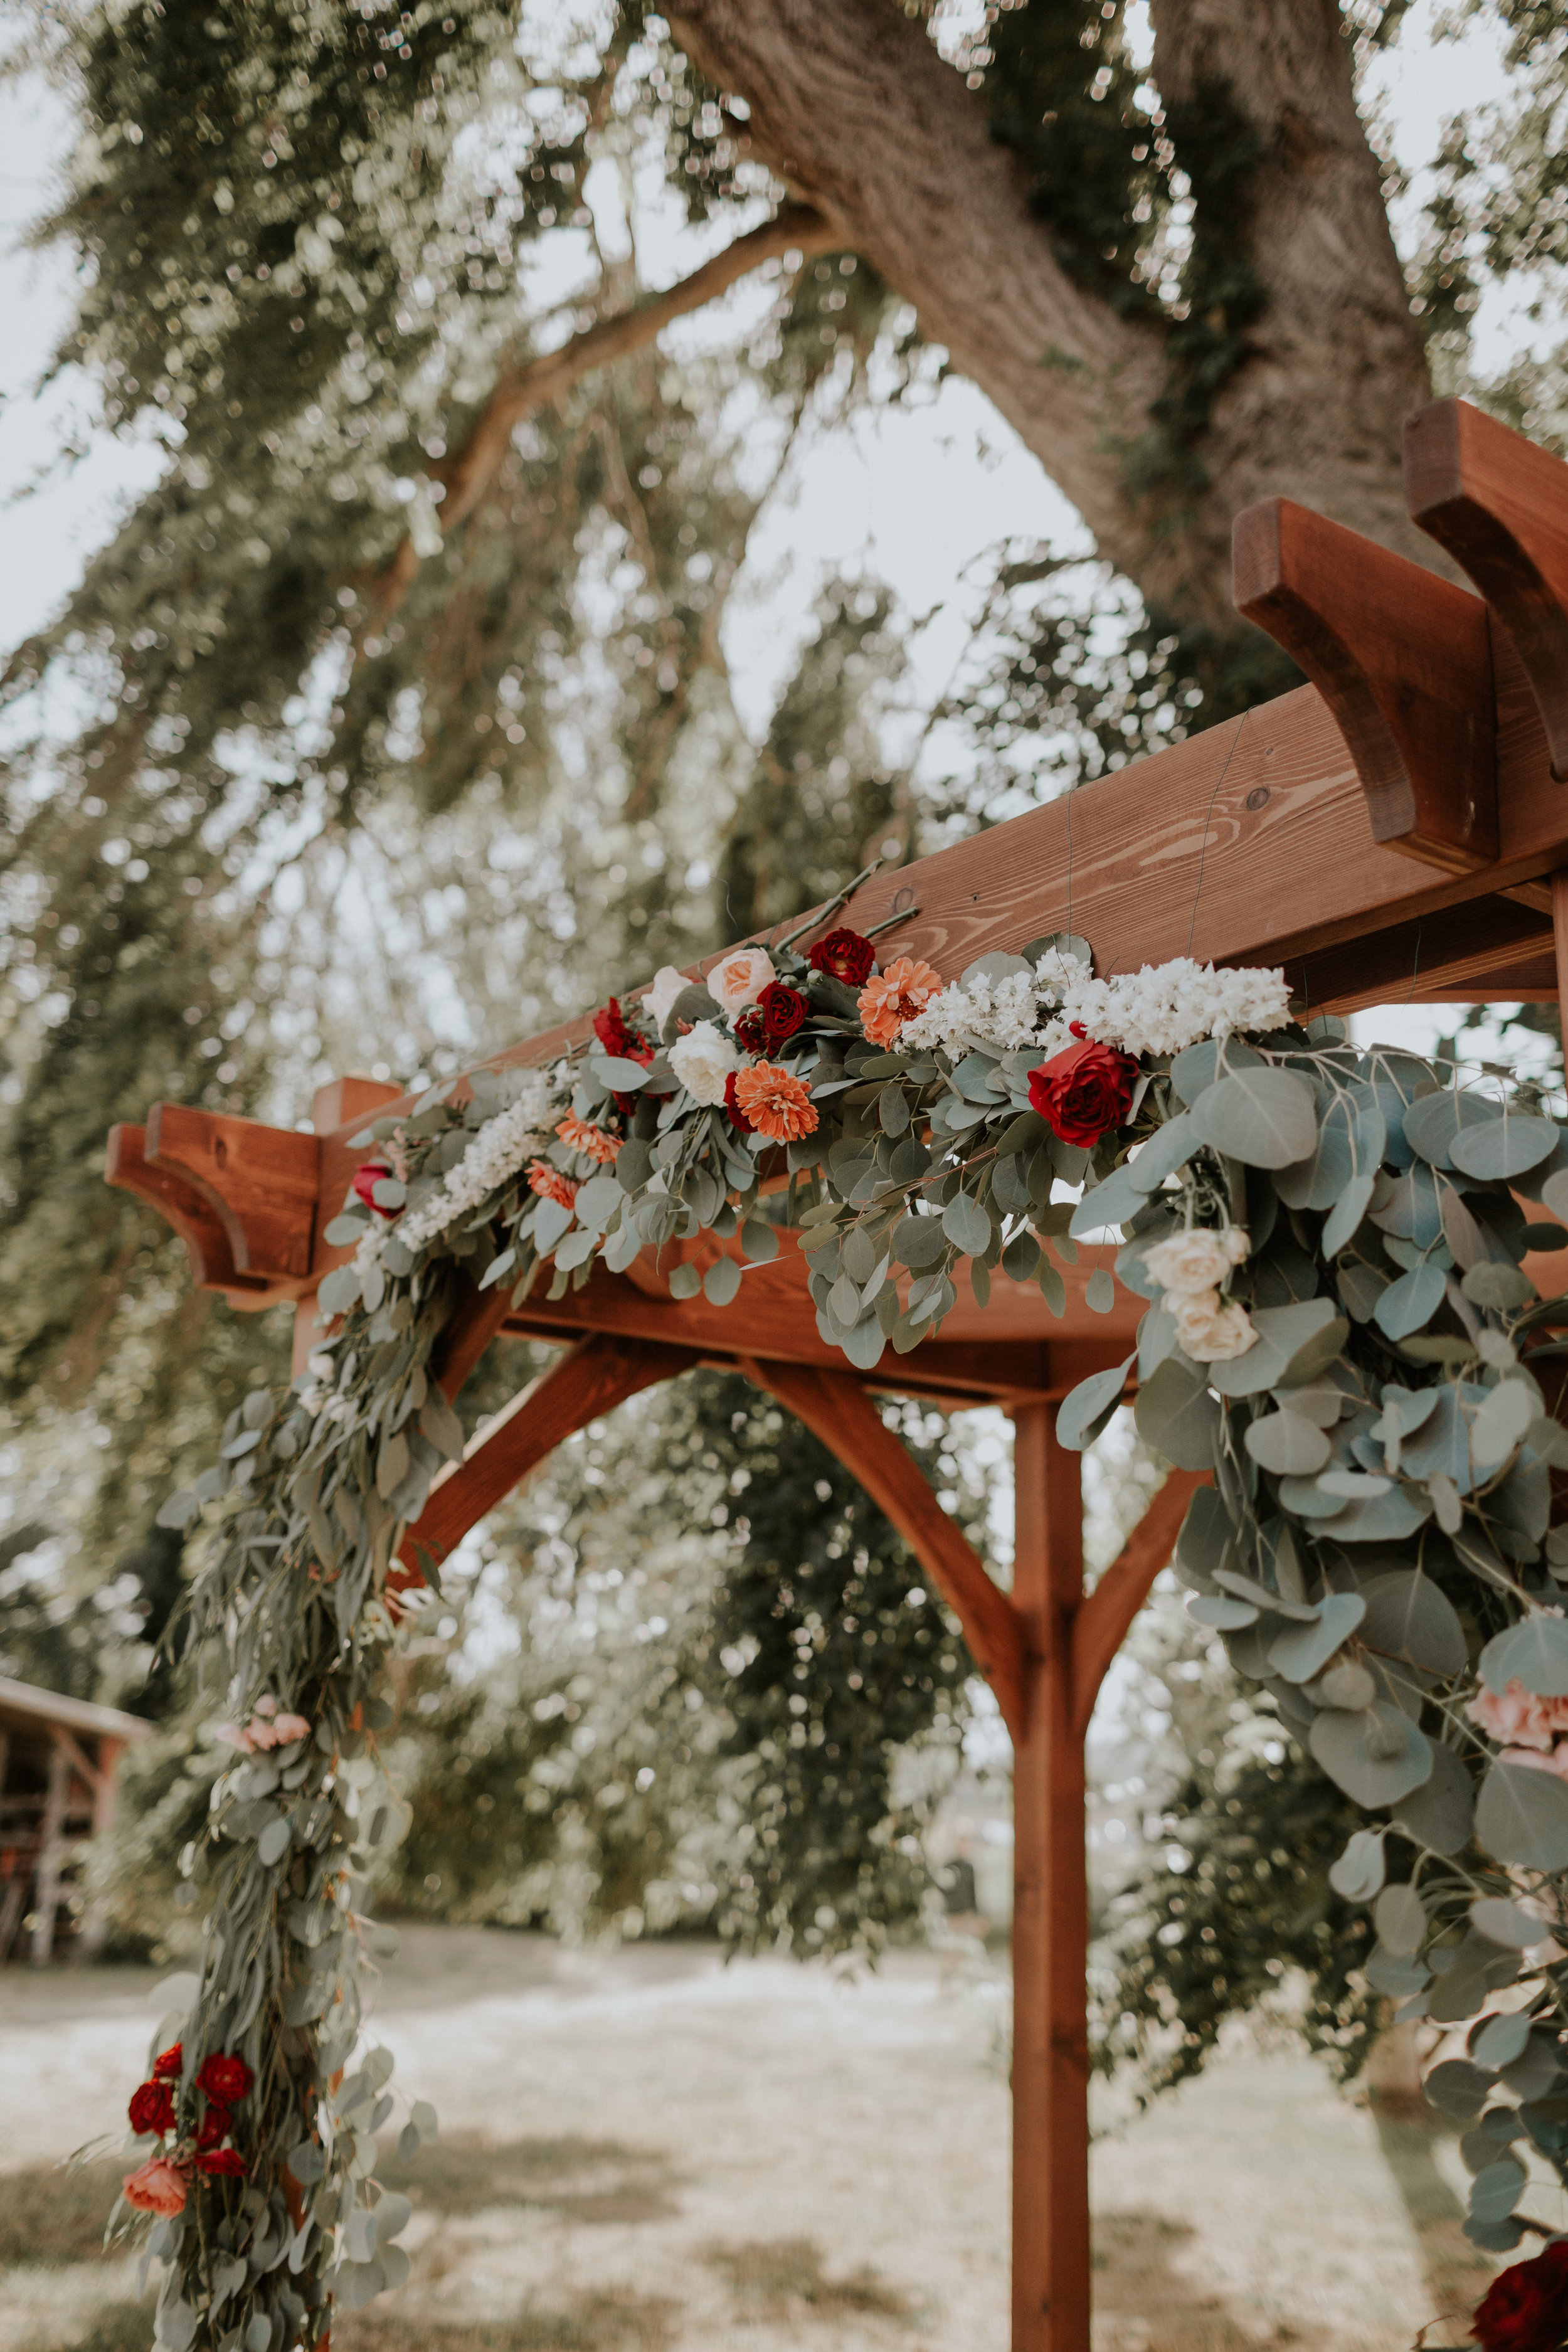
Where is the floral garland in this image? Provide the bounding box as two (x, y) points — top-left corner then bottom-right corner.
(113, 884), (1568, 2346)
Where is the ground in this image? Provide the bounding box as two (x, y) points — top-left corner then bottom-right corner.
(0, 1926), (1515, 2351)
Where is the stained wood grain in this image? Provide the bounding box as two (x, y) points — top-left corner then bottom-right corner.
(741, 1357), (1027, 1737)
(145, 1103), (319, 1281)
(1234, 497), (1495, 871)
(396, 1335), (694, 1582)
(1406, 398), (1568, 781)
(105, 1123), (268, 1296)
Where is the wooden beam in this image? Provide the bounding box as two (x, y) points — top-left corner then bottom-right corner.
(1555, 874), (1568, 1062)
(395, 1334), (696, 1582)
(144, 1103), (319, 1281)
(105, 1123), (270, 1298)
(1071, 1470), (1207, 1740)
(1234, 496), (1495, 872)
(1406, 398), (1568, 781)
(1010, 1402), (1089, 2352)
(741, 1357), (1027, 1740)
(1286, 893), (1553, 1018)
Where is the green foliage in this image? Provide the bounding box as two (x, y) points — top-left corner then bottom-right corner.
(1097, 1739), (1382, 2096)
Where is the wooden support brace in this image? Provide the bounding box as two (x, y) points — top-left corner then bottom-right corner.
(1071, 1470), (1207, 1740)
(1406, 397), (1568, 781)
(740, 1357), (1028, 1740)
(105, 1124), (270, 1297)
(1233, 495), (1496, 872)
(396, 1333), (696, 1583)
(144, 1103), (319, 1281)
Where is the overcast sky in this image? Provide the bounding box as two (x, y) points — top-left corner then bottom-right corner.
(0, 1), (1544, 1068)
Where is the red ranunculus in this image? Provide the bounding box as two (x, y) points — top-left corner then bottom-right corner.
(808, 926), (875, 987)
(196, 2148), (247, 2178)
(195, 2053), (254, 2106)
(1027, 1029), (1138, 1148)
(758, 982), (807, 1044)
(1473, 2242), (1568, 2352)
(152, 2043), (183, 2081)
(129, 2080), (177, 2136)
(723, 1073), (755, 1133)
(731, 1007), (768, 1054)
(592, 997), (653, 1066)
(351, 1163), (400, 1218)
(196, 2106), (233, 2149)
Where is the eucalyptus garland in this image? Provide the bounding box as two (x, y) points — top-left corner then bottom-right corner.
(104, 892), (1568, 2344)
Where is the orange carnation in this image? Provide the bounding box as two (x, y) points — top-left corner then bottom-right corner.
(527, 1161), (578, 1210)
(857, 956), (943, 1047)
(731, 1062), (818, 1142)
(555, 1114), (618, 1167)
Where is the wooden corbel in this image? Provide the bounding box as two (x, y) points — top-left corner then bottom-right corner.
(105, 1123), (270, 1296)
(1233, 495), (1496, 872)
(144, 1103), (319, 1282)
(1405, 396), (1568, 783)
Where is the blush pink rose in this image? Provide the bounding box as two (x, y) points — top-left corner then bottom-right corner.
(1500, 1744), (1568, 1781)
(123, 2155), (188, 2215)
(1467, 1678), (1568, 1752)
(708, 946), (776, 1017)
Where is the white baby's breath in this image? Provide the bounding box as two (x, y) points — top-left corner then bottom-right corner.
(898, 951), (1290, 1061)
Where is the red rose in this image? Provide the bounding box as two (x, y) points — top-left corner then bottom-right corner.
(808, 927), (875, 987)
(592, 998), (653, 1066)
(1027, 1032), (1138, 1148)
(1473, 2242), (1568, 2352)
(352, 1163), (400, 1219)
(152, 2043), (183, 2081)
(724, 1073), (755, 1133)
(195, 2053), (254, 2106)
(129, 2080), (177, 2136)
(196, 2148), (247, 2178)
(731, 1007), (768, 1054)
(196, 2106), (232, 2149)
(758, 983), (807, 1044)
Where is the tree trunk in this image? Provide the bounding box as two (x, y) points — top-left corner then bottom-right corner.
(667, 0), (1441, 629)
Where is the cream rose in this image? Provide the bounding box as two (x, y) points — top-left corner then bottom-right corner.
(708, 945), (776, 1016)
(1143, 1230), (1235, 1295)
(669, 1020), (739, 1106)
(644, 965), (687, 1032)
(1170, 1289), (1258, 1363)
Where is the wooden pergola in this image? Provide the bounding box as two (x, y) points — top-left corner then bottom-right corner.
(105, 397), (1568, 2349)
(0, 1674), (151, 1964)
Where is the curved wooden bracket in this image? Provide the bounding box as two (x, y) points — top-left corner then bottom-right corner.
(144, 1102), (319, 1281)
(1234, 495), (1496, 873)
(1070, 1470), (1207, 1740)
(741, 1356), (1027, 1740)
(105, 1123), (270, 1297)
(1406, 396), (1568, 783)
(395, 1333), (696, 1584)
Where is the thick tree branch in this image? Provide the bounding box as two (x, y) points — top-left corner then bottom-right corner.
(371, 199), (839, 607)
(667, 0), (1446, 628)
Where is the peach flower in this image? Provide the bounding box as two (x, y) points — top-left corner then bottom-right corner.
(1468, 1678), (1568, 1752)
(857, 956), (943, 1048)
(1500, 1744), (1568, 1782)
(556, 1114), (618, 1166)
(527, 1161), (578, 1210)
(123, 2155), (188, 2216)
(731, 1062), (818, 1143)
(708, 946), (776, 1017)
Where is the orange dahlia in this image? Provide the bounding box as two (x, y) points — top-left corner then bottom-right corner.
(527, 1160), (578, 1209)
(556, 1113), (618, 1166)
(856, 955), (943, 1047)
(731, 1062), (818, 1142)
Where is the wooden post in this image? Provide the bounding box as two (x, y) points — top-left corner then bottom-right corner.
(29, 1740), (71, 1966)
(1554, 872), (1568, 1038)
(1010, 1401), (1089, 2352)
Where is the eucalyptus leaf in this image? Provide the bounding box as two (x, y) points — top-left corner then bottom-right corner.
(1267, 1591), (1366, 1683)
(1190, 1067), (1318, 1169)
(1310, 1701), (1433, 1806)
(1479, 1614), (1568, 1698)
(1134, 1354), (1221, 1471)
(1069, 1162), (1145, 1237)
(943, 1191), (992, 1257)
(1391, 1737), (1473, 1855)
(1056, 1355), (1135, 1451)
(1470, 1897), (1549, 1950)
(1244, 1409), (1332, 1475)
(1327, 1828), (1387, 1902)
(1401, 1089), (1499, 1170)
(1476, 1761), (1568, 1870)
(1372, 1261), (1446, 1340)
(1321, 1174), (1375, 1260)
(703, 1256), (743, 1306)
(1451, 1112), (1559, 1182)
(1373, 1882), (1426, 1956)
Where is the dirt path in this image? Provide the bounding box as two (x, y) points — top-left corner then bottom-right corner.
(0, 1927), (1500, 2351)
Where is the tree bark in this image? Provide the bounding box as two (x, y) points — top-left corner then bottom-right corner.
(667, 0), (1443, 629)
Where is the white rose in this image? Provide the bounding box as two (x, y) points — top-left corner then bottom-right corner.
(1224, 1227), (1251, 1265)
(669, 1020), (739, 1106)
(1170, 1289), (1258, 1364)
(1143, 1230), (1233, 1295)
(644, 965), (687, 1032)
(708, 945), (776, 1015)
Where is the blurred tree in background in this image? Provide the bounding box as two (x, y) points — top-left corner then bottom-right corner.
(1, 0), (1565, 2075)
